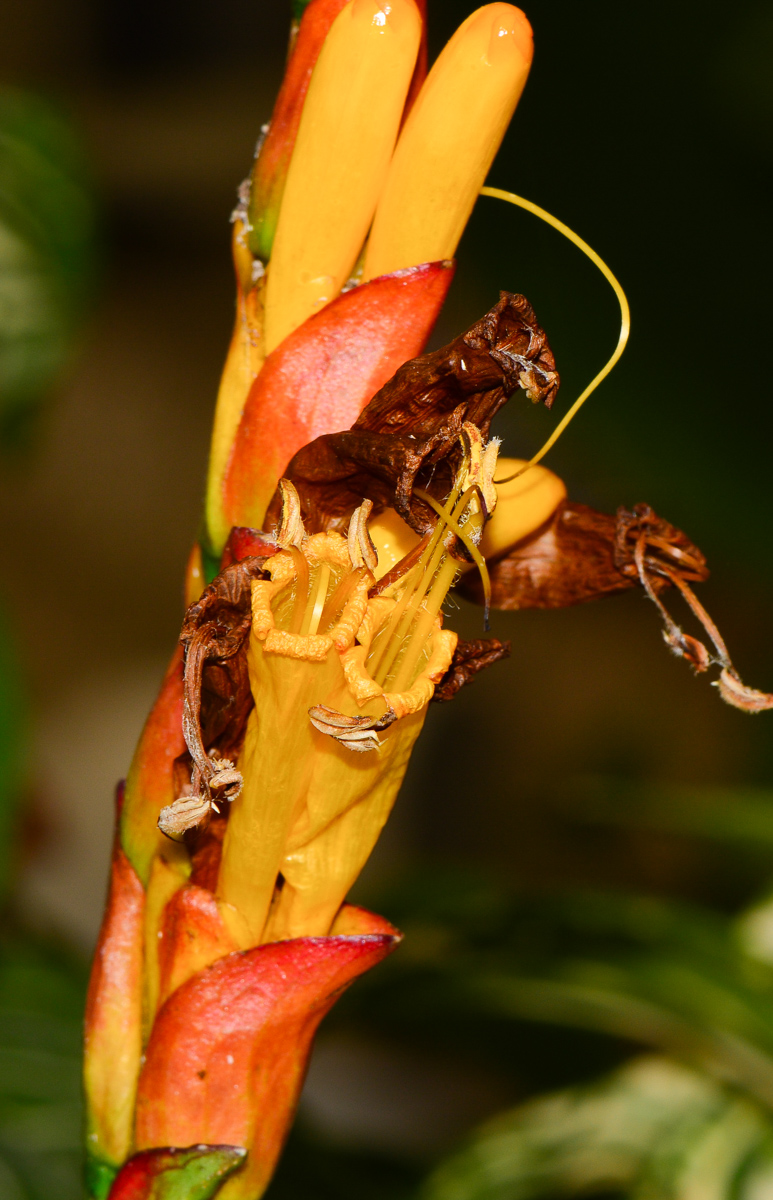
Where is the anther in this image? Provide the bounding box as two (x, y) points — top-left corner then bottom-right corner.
(308, 703), (396, 753)
(348, 499), (378, 571)
(276, 479), (306, 548)
(209, 757), (243, 803)
(158, 794), (213, 841)
(460, 423), (499, 520)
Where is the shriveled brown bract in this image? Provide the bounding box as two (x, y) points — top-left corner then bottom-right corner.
(458, 502), (709, 610)
(264, 292), (558, 536)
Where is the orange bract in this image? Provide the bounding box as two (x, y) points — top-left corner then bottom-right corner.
(220, 261), (453, 538)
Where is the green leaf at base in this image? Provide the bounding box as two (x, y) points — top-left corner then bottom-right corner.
(107, 1145), (246, 1200)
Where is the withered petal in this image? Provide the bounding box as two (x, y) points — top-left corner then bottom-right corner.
(177, 556), (273, 810)
(264, 292), (559, 537)
(432, 637), (511, 702)
(457, 501), (708, 611)
(717, 669), (773, 713)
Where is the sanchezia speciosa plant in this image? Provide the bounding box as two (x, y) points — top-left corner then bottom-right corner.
(83, 2), (773, 1198)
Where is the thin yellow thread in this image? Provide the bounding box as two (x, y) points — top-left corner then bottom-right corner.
(414, 487), (492, 627)
(479, 186), (630, 483)
(306, 562), (331, 636)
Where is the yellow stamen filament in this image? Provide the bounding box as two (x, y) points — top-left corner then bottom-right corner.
(390, 555), (458, 694)
(288, 547), (310, 635)
(371, 475), (486, 688)
(368, 436), (477, 680)
(367, 519), (453, 681)
(305, 562), (332, 636)
(264, 0), (422, 354)
(319, 567), (367, 632)
(480, 186), (631, 483)
(369, 505), (459, 683)
(363, 3), (533, 281)
(366, 558), (424, 680)
(414, 485), (492, 622)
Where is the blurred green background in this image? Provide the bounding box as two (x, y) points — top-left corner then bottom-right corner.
(0, 0), (772, 1196)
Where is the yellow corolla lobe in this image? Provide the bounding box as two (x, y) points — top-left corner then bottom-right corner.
(480, 457), (566, 560)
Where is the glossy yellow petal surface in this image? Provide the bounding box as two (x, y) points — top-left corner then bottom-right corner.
(480, 456), (566, 559)
(262, 710), (425, 942)
(368, 506), (422, 578)
(363, 3), (533, 280)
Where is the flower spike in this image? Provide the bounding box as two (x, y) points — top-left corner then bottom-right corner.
(85, 2), (772, 1197)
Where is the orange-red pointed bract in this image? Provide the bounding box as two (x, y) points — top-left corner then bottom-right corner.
(120, 648), (187, 885)
(221, 260), (454, 534)
(157, 885), (239, 1010)
(135, 908), (400, 1200)
(84, 800), (146, 1177)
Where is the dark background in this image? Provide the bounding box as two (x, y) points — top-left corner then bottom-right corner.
(0, 0), (771, 993)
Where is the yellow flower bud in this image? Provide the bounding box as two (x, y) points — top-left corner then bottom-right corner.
(264, 0), (422, 354)
(363, 3), (533, 281)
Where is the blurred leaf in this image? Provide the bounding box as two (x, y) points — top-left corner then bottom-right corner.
(339, 875), (773, 1110)
(0, 604), (26, 898)
(421, 1056), (772, 1200)
(0, 930), (87, 1199)
(561, 776), (773, 856)
(0, 88), (96, 450)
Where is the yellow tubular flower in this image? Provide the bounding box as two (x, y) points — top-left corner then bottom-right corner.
(264, 0), (422, 355)
(216, 441), (497, 947)
(216, 528), (455, 946)
(261, 707), (425, 942)
(363, 2), (533, 281)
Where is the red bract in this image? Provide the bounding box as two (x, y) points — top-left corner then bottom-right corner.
(107, 1146), (246, 1200)
(121, 647), (186, 884)
(156, 885), (238, 1010)
(84, 799), (145, 1177)
(221, 260), (454, 530)
(135, 909), (400, 1200)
